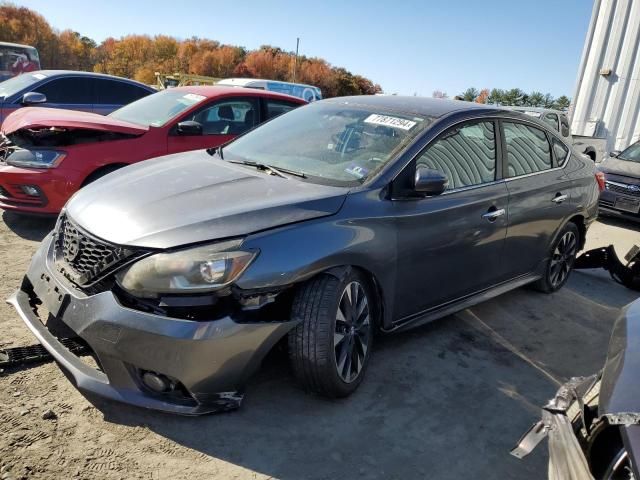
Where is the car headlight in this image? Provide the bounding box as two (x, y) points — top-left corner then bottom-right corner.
(6, 149), (66, 169)
(116, 239), (257, 298)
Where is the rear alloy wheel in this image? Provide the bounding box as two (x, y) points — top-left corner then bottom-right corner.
(534, 222), (580, 293)
(288, 270), (374, 397)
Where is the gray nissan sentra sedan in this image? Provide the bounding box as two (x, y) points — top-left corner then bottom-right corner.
(9, 96), (600, 414)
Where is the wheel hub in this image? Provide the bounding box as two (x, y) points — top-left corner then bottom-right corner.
(334, 281), (370, 383)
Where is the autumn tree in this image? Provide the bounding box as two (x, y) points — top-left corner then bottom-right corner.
(475, 88), (489, 104)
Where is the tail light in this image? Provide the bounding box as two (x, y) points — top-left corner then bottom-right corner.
(595, 171), (606, 192)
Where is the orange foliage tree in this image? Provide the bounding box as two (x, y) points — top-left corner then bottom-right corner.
(0, 4), (381, 97)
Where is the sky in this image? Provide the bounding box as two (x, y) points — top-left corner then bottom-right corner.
(16, 0), (595, 98)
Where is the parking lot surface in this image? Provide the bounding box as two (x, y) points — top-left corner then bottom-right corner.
(0, 213), (638, 480)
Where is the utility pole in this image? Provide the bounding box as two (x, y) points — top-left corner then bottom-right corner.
(292, 37), (300, 82)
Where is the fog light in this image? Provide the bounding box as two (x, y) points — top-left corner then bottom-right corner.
(141, 371), (172, 393)
(20, 185), (41, 197)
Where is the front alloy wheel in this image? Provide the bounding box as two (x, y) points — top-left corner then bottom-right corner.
(334, 281), (371, 383)
(288, 270), (374, 397)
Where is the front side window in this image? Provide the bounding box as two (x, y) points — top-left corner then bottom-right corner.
(542, 113), (559, 132)
(416, 121), (496, 190)
(504, 122), (552, 177)
(223, 102), (432, 186)
(188, 98), (259, 135)
(35, 77), (92, 104)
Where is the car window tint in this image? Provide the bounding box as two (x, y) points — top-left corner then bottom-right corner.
(34, 77), (92, 104)
(504, 122), (552, 177)
(94, 79), (149, 105)
(551, 138), (570, 166)
(189, 98), (258, 135)
(416, 121), (496, 190)
(542, 113), (559, 131)
(560, 115), (570, 137)
(265, 99), (299, 120)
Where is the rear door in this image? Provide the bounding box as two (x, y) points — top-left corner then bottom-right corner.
(166, 96), (260, 154)
(93, 79), (151, 115)
(393, 120), (510, 319)
(32, 76), (93, 113)
(501, 121), (574, 278)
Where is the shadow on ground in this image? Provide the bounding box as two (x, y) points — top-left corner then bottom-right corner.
(89, 272), (637, 479)
(2, 211), (55, 241)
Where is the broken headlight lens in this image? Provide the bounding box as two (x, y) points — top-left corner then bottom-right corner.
(116, 239), (257, 298)
(6, 149), (66, 169)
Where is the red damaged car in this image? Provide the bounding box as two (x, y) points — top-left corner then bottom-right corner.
(0, 86), (306, 214)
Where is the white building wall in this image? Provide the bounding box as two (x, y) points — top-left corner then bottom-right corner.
(571, 0), (640, 152)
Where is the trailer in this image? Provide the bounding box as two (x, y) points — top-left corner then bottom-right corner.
(570, 0), (640, 162)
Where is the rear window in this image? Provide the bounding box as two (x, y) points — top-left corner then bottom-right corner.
(504, 122), (552, 177)
(95, 79), (150, 105)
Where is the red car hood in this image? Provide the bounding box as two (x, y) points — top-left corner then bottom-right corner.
(1, 107), (148, 136)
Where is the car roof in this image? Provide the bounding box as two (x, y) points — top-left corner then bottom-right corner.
(322, 95), (498, 118)
(31, 70), (152, 89)
(0, 41), (37, 49)
(168, 85), (307, 103)
(505, 106), (566, 115)
(217, 78), (319, 89)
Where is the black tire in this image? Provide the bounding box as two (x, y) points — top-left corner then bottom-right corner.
(288, 270), (374, 398)
(81, 165), (125, 187)
(533, 222), (580, 293)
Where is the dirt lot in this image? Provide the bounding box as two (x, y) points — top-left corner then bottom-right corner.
(0, 213), (638, 480)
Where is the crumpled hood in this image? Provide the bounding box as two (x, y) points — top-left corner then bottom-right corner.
(1, 107), (148, 136)
(599, 158), (640, 182)
(66, 150), (348, 249)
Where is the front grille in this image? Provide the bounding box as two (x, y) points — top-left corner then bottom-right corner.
(599, 199), (615, 208)
(606, 181), (640, 197)
(54, 214), (144, 286)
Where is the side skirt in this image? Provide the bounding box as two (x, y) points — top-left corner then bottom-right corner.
(384, 273), (540, 333)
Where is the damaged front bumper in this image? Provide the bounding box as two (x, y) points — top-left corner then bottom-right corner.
(8, 234), (298, 415)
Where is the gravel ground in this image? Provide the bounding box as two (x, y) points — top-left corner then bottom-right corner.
(0, 212), (638, 480)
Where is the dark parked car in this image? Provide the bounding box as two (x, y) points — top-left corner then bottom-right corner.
(0, 70), (154, 124)
(9, 96), (600, 414)
(513, 298), (640, 480)
(598, 141), (640, 222)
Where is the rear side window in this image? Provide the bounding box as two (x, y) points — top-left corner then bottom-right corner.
(95, 79), (150, 105)
(560, 115), (570, 137)
(416, 121), (496, 190)
(542, 113), (559, 132)
(34, 77), (92, 104)
(265, 99), (299, 120)
(552, 137), (570, 166)
(504, 122), (552, 177)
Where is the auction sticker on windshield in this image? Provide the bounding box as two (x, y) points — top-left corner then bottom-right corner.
(364, 114), (417, 130)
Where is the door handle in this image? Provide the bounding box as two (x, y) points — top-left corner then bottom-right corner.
(552, 194), (568, 204)
(482, 208), (506, 221)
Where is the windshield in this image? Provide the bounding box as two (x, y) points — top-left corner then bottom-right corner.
(618, 143), (640, 163)
(223, 102), (431, 185)
(109, 90), (206, 127)
(0, 72), (46, 98)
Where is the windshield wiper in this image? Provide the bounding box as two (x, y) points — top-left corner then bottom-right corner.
(226, 160), (306, 179)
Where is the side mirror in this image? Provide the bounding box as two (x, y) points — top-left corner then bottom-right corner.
(609, 150), (621, 158)
(414, 167), (448, 196)
(176, 121), (203, 136)
(21, 92), (47, 105)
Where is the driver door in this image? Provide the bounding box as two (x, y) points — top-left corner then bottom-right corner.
(392, 120), (510, 320)
(166, 97), (260, 154)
